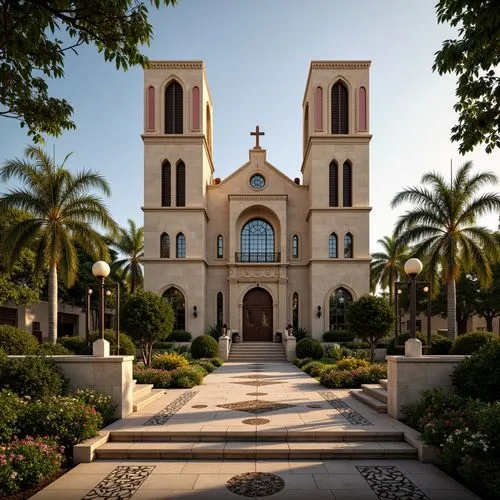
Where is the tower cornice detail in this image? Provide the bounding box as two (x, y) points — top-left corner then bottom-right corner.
(148, 61), (204, 70)
(310, 61), (371, 70)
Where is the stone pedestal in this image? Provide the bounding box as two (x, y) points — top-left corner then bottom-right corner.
(405, 338), (422, 357)
(92, 338), (110, 357)
(285, 335), (296, 361)
(218, 335), (231, 361)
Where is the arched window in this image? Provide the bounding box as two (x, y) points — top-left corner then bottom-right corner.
(147, 86), (155, 131)
(160, 232), (170, 258)
(163, 287), (185, 331)
(192, 86), (200, 130)
(344, 233), (353, 258)
(329, 288), (353, 330)
(292, 234), (299, 258)
(331, 81), (348, 134)
(161, 161), (171, 207)
(217, 235), (223, 258)
(343, 160), (352, 207)
(216, 292), (223, 326)
(176, 233), (186, 258)
(329, 160), (338, 207)
(240, 219), (275, 262)
(303, 103), (309, 154)
(329, 233), (338, 258)
(314, 86), (323, 131)
(165, 80), (183, 134)
(292, 292), (299, 330)
(176, 161), (185, 206)
(358, 86), (367, 131)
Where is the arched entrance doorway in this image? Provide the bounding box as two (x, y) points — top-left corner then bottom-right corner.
(243, 288), (273, 342)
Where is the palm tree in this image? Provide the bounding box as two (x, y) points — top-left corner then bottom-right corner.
(370, 235), (410, 305)
(0, 146), (118, 344)
(111, 219), (144, 294)
(391, 161), (500, 340)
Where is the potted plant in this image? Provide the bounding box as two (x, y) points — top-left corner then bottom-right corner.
(232, 331), (240, 343)
(274, 331), (282, 343)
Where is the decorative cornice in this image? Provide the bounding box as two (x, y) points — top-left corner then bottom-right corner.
(141, 207), (209, 221)
(310, 61), (371, 70)
(306, 207), (371, 221)
(228, 195), (288, 202)
(148, 61), (204, 70)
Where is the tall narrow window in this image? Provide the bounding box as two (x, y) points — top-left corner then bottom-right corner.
(217, 235), (223, 258)
(343, 160), (352, 207)
(176, 161), (185, 206)
(192, 86), (200, 130)
(329, 160), (338, 207)
(358, 86), (367, 131)
(176, 233), (186, 258)
(303, 103), (309, 154)
(292, 292), (299, 330)
(329, 233), (338, 258)
(329, 288), (353, 330)
(161, 161), (171, 207)
(165, 80), (183, 134)
(206, 104), (212, 155)
(147, 86), (155, 131)
(163, 287), (185, 331)
(344, 233), (353, 258)
(314, 86), (323, 131)
(160, 232), (170, 258)
(292, 234), (299, 258)
(331, 81), (348, 134)
(216, 292), (223, 326)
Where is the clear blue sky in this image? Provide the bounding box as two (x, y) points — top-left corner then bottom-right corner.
(1, 0), (499, 253)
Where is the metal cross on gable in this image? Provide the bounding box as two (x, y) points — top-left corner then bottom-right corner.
(250, 125), (265, 149)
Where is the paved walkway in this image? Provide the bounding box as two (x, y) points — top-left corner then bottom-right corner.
(32, 362), (480, 499)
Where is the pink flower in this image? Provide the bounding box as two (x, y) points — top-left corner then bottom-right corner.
(444, 420), (451, 426)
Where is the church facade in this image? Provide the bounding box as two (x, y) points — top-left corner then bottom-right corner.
(142, 60), (372, 341)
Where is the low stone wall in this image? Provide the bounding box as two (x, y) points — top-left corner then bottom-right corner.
(386, 355), (466, 419)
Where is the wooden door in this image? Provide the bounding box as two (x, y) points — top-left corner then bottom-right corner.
(243, 288), (273, 342)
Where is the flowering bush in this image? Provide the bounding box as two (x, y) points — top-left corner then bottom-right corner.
(335, 357), (370, 371)
(0, 390), (25, 444)
(0, 436), (63, 496)
(18, 396), (102, 453)
(319, 368), (356, 389)
(152, 351), (189, 370)
(302, 361), (326, 378)
(351, 363), (387, 385)
(133, 367), (173, 388)
(72, 388), (117, 426)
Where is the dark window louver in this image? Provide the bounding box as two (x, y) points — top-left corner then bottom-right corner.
(343, 161), (352, 207)
(329, 161), (338, 207)
(331, 82), (348, 134)
(165, 81), (183, 134)
(161, 162), (171, 207)
(176, 161), (185, 206)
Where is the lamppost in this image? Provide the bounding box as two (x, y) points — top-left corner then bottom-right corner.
(91, 261), (110, 356)
(404, 258), (423, 340)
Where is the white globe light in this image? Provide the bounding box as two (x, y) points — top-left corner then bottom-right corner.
(92, 261), (111, 279)
(404, 258), (423, 278)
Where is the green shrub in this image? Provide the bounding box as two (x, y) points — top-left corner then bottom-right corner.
(133, 367), (172, 388)
(169, 330), (192, 342)
(58, 336), (91, 354)
(0, 436), (63, 496)
(190, 359), (217, 373)
(322, 330), (355, 342)
(293, 327), (308, 341)
(170, 365), (205, 388)
(0, 325), (39, 354)
(190, 335), (219, 359)
(335, 356), (370, 371)
(201, 357), (223, 367)
(293, 357), (312, 368)
(296, 338), (323, 360)
(319, 368), (356, 388)
(386, 333), (426, 355)
(18, 396), (102, 452)
(351, 364), (387, 385)
(457, 456), (500, 500)
(72, 388), (117, 426)
(343, 341), (370, 349)
(90, 330), (137, 356)
(152, 351), (189, 370)
(207, 324), (223, 340)
(38, 343), (72, 355)
(0, 356), (68, 399)
(0, 389), (24, 443)
(430, 334), (453, 355)
(326, 344), (368, 361)
(450, 331), (496, 355)
(302, 361), (325, 377)
(452, 340), (500, 401)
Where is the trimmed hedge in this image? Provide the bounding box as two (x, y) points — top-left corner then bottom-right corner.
(133, 367), (172, 388)
(0, 325), (39, 355)
(58, 336), (91, 354)
(322, 330), (355, 343)
(169, 330), (192, 342)
(430, 334), (453, 355)
(449, 331), (496, 355)
(170, 365), (205, 388)
(190, 335), (219, 359)
(296, 338), (323, 359)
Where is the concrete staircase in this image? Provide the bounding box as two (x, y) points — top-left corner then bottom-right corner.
(95, 427), (416, 460)
(228, 342), (287, 362)
(132, 383), (166, 412)
(350, 378), (388, 413)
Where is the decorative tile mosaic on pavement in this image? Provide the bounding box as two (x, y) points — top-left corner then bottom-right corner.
(319, 391), (373, 426)
(144, 390), (198, 425)
(226, 472), (285, 497)
(217, 399), (295, 414)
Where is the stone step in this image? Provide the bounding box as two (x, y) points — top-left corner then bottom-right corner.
(95, 440), (417, 460)
(108, 429), (405, 443)
(360, 384), (388, 403)
(133, 388), (166, 413)
(349, 389), (387, 413)
(379, 378), (388, 389)
(228, 358), (287, 362)
(132, 383), (154, 400)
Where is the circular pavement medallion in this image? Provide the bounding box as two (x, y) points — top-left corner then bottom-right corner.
(246, 392), (267, 396)
(191, 404), (208, 408)
(227, 472), (285, 497)
(242, 418), (270, 425)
